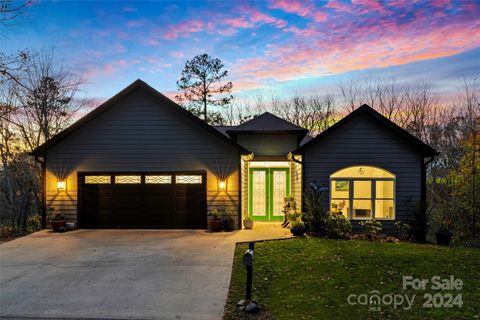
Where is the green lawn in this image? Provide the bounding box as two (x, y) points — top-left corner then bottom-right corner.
(224, 238), (480, 320)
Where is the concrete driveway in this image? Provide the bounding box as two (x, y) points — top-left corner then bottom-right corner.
(0, 225), (291, 320)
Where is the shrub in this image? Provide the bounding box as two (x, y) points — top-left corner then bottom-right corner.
(325, 213), (352, 239)
(47, 207), (64, 221)
(409, 201), (429, 242)
(287, 212), (301, 222)
(302, 182), (328, 234)
(359, 219), (383, 235)
(395, 221), (412, 239)
(290, 220), (305, 229)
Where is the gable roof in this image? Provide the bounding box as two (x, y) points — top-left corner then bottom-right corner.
(31, 79), (249, 156)
(294, 104), (438, 156)
(226, 112), (308, 137)
(213, 126), (235, 137)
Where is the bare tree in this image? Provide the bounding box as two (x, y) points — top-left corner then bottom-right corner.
(0, 0), (31, 27)
(7, 49), (87, 151)
(338, 78), (364, 113)
(1, 0), (33, 89)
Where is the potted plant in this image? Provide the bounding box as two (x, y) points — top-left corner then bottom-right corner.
(435, 227), (453, 246)
(48, 207), (65, 232)
(243, 214), (254, 229)
(223, 205), (236, 232)
(290, 220), (306, 236)
(208, 209), (223, 232)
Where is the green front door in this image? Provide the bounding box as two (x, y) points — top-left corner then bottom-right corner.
(249, 168), (290, 221)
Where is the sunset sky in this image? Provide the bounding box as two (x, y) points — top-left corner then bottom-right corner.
(4, 0), (480, 102)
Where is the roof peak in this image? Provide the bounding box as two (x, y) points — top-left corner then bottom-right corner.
(228, 112), (308, 133)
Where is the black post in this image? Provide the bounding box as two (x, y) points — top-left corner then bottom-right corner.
(245, 241), (254, 301)
(246, 265), (252, 300)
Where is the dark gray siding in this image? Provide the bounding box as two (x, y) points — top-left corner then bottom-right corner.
(45, 88), (239, 227)
(237, 133), (298, 156)
(303, 112), (422, 233)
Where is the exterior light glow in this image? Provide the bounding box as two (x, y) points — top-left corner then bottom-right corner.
(57, 180), (66, 191)
(219, 180), (226, 191)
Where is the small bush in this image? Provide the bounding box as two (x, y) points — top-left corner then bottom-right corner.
(291, 220), (305, 229)
(409, 201), (429, 242)
(287, 212), (302, 222)
(47, 207), (64, 221)
(325, 213), (352, 239)
(395, 221), (412, 238)
(359, 219), (383, 235)
(302, 182), (329, 234)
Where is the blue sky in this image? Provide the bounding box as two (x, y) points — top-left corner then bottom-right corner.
(3, 0), (480, 102)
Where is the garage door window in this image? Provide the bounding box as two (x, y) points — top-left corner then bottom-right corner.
(176, 175), (202, 184)
(145, 175), (172, 184)
(85, 175), (111, 184)
(115, 175), (141, 184)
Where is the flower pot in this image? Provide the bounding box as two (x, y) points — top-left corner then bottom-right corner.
(435, 230), (453, 246)
(51, 220), (66, 232)
(290, 226), (306, 236)
(223, 218), (235, 232)
(243, 219), (254, 229)
(208, 219), (223, 232)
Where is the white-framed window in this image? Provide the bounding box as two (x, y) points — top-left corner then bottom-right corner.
(145, 175), (172, 184)
(175, 175), (202, 184)
(330, 166), (395, 220)
(85, 175), (111, 184)
(115, 175), (141, 184)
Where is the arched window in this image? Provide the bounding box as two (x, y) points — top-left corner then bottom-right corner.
(330, 166), (395, 220)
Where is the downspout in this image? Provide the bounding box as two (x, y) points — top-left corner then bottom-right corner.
(34, 154), (47, 229)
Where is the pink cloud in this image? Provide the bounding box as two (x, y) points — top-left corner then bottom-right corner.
(268, 0), (328, 23)
(268, 0), (312, 16)
(127, 20), (144, 28)
(169, 51), (185, 59)
(325, 0), (355, 13)
(163, 19), (204, 39)
(351, 0), (386, 13)
(102, 64), (115, 75)
(236, 5), (288, 28)
(430, 0), (451, 8)
(232, 18), (480, 91)
(313, 11), (328, 22)
(145, 38), (160, 46)
(223, 17), (254, 28)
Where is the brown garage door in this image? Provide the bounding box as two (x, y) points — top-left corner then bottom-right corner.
(78, 172), (207, 229)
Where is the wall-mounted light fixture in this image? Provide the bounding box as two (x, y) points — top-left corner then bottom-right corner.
(57, 180), (66, 191)
(219, 179), (226, 191)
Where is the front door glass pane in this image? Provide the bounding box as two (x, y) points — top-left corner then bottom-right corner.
(272, 170), (287, 216)
(252, 170), (267, 216)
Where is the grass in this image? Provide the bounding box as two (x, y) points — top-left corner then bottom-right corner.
(224, 238), (480, 320)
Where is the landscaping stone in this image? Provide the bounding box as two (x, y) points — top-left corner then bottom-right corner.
(245, 301), (260, 314)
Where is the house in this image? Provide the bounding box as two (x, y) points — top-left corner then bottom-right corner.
(32, 80), (438, 232)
